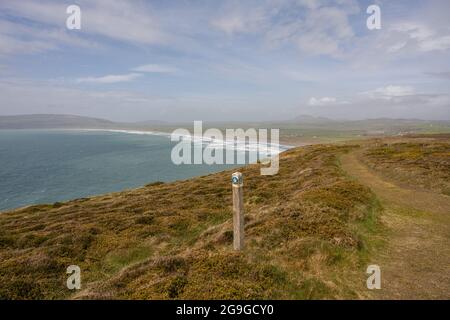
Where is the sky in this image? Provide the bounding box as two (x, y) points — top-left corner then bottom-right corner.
(0, 0), (449, 122)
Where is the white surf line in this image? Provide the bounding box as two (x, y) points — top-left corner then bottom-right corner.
(76, 128), (172, 137)
(74, 128), (295, 155)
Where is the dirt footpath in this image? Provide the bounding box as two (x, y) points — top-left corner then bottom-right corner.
(340, 150), (450, 299)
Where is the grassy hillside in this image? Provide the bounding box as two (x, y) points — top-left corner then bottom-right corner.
(0, 135), (450, 299)
(0, 114), (114, 129)
(0, 135), (448, 299)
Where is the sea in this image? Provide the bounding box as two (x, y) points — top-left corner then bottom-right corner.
(0, 129), (290, 211)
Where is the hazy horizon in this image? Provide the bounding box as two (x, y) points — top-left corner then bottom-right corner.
(3, 112), (450, 124)
(1, 0), (449, 122)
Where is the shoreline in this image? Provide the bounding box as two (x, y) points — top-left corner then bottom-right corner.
(0, 129), (302, 213)
(0, 127), (300, 151)
(74, 128), (297, 154)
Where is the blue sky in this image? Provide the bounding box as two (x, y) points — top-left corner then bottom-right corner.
(0, 0), (449, 121)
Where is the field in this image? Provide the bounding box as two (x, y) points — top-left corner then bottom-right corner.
(0, 134), (449, 299)
(146, 118), (450, 146)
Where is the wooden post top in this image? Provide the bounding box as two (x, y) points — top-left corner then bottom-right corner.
(231, 172), (243, 187)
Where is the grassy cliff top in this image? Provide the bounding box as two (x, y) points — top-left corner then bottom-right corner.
(0, 134), (448, 299)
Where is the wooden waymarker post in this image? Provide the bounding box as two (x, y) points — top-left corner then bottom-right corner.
(232, 172), (244, 250)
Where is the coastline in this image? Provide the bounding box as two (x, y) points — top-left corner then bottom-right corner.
(75, 128), (297, 154)
(0, 129), (301, 213)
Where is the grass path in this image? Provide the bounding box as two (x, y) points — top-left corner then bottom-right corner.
(340, 150), (450, 299)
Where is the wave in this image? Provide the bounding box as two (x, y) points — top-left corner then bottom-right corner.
(77, 128), (294, 156)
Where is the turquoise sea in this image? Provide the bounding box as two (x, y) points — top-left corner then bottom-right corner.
(0, 129), (249, 211)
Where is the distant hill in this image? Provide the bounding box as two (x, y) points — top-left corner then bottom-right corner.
(289, 115), (450, 127)
(132, 119), (169, 126)
(0, 114), (172, 130)
(0, 114), (115, 129)
(285, 116), (450, 133)
(290, 114), (333, 124)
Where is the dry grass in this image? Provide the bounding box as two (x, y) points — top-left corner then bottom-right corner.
(361, 134), (450, 195)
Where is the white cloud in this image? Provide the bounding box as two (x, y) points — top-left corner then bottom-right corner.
(419, 35), (450, 52)
(76, 73), (142, 84)
(375, 21), (450, 57)
(1, 0), (449, 61)
(0, 16), (99, 56)
(362, 85), (416, 100)
(0, 33), (55, 55)
(0, 0), (170, 48)
(297, 0), (322, 10)
(305, 86), (449, 120)
(391, 22), (450, 52)
(211, 15), (247, 35)
(81, 0), (170, 45)
(210, 5), (268, 35)
(267, 2), (358, 57)
(298, 6), (356, 57)
(308, 96), (349, 106)
(75, 64), (178, 86)
(209, 1), (359, 57)
(132, 64), (178, 73)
